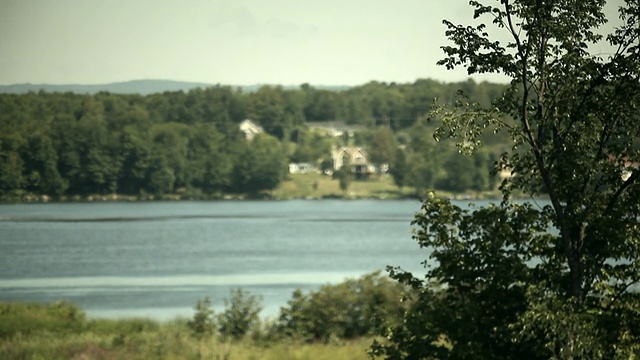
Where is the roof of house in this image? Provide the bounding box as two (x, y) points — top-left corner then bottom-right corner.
(332, 146), (369, 164)
(239, 119), (264, 132)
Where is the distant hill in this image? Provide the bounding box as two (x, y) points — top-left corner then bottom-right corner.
(0, 79), (350, 95)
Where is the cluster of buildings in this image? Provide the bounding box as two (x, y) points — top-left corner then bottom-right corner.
(239, 119), (380, 178)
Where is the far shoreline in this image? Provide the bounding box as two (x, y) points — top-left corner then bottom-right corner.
(0, 173), (523, 204)
(0, 190), (522, 205)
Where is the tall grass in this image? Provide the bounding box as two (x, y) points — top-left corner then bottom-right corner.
(0, 302), (374, 360)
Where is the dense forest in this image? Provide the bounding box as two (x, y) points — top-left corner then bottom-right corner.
(0, 79), (509, 200)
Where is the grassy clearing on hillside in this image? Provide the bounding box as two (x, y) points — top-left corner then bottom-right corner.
(270, 172), (504, 200)
(270, 172), (416, 200)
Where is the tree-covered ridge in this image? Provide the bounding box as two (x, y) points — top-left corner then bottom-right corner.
(0, 79), (508, 199)
(0, 80), (352, 96)
(0, 79), (216, 96)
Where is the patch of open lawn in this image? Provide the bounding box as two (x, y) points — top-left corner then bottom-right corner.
(270, 173), (416, 199)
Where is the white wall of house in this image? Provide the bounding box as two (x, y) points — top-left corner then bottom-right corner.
(239, 119), (264, 141)
(331, 146), (372, 173)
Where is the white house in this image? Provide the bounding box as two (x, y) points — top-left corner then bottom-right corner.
(331, 146), (376, 178)
(239, 119), (264, 141)
(289, 163), (315, 174)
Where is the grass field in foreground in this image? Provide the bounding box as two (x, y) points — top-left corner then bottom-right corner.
(1, 318), (375, 360)
(2, 334), (375, 360)
(0, 301), (377, 360)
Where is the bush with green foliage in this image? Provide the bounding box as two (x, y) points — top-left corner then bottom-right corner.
(187, 296), (216, 339)
(217, 288), (263, 340)
(277, 272), (410, 343)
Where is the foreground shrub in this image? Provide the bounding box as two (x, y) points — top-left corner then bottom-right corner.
(218, 288), (263, 340)
(0, 301), (85, 337)
(188, 289), (263, 341)
(276, 271), (411, 342)
(187, 296), (216, 339)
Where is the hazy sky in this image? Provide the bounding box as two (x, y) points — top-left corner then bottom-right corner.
(0, 0), (624, 86)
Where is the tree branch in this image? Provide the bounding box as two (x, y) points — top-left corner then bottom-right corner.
(606, 168), (640, 214)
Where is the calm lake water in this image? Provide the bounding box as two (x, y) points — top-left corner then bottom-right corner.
(0, 199), (495, 320)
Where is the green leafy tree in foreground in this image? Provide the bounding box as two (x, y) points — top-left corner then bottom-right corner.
(373, 0), (640, 359)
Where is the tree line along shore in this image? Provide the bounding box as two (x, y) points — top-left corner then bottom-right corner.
(0, 79), (510, 202)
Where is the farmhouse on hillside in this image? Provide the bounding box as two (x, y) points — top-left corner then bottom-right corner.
(331, 146), (376, 179)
